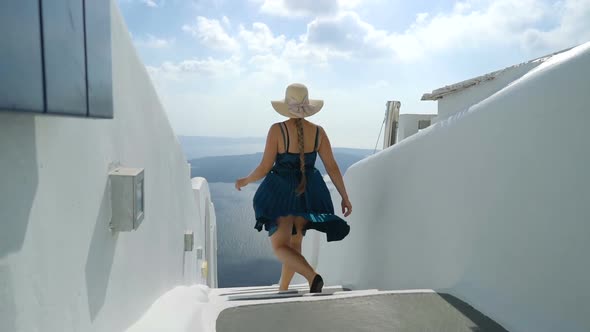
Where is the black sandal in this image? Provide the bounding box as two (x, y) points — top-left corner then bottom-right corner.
(310, 274), (324, 293)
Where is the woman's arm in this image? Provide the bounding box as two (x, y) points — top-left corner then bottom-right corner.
(235, 124), (278, 190)
(317, 127), (352, 216)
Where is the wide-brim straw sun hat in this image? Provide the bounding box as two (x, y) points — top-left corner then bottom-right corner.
(271, 83), (324, 118)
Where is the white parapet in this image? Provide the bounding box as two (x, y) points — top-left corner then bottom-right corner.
(317, 42), (590, 332)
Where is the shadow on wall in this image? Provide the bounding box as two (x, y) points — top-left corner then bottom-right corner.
(437, 293), (509, 332)
(0, 113), (38, 259)
(0, 113), (38, 331)
(0, 265), (16, 332)
(85, 181), (119, 321)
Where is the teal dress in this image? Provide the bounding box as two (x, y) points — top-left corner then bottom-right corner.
(253, 123), (350, 242)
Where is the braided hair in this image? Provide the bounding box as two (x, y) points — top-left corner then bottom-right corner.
(295, 118), (307, 195)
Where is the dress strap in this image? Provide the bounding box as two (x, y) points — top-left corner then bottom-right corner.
(278, 123), (287, 152)
(283, 122), (290, 151)
(279, 122), (289, 152)
(313, 126), (320, 151)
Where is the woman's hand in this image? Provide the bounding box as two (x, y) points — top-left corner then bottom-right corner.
(235, 177), (249, 191)
(341, 198), (352, 217)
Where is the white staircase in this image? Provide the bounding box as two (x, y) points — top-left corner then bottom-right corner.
(212, 286), (509, 332)
(124, 284), (509, 332)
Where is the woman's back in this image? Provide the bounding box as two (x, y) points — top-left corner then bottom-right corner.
(236, 82), (351, 246)
(277, 119), (322, 154)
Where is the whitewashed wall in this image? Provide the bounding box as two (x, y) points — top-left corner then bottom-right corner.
(437, 61), (540, 121)
(191, 177), (218, 288)
(0, 2), (205, 332)
(317, 43), (590, 332)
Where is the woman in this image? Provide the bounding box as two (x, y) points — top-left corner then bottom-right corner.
(235, 83), (351, 293)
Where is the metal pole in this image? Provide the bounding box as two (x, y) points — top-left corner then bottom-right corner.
(383, 101), (401, 149)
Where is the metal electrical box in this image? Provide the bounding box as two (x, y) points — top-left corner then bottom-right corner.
(184, 231), (194, 252)
(109, 168), (145, 232)
(196, 247), (204, 260)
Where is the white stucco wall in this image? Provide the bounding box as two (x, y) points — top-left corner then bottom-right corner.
(317, 43), (590, 332)
(437, 61), (541, 121)
(0, 3), (208, 332)
(191, 177), (218, 288)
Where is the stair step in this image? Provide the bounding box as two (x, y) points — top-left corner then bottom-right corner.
(226, 286), (348, 301)
(228, 292), (303, 301)
(218, 291), (509, 332)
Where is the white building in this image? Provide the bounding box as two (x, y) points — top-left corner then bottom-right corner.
(383, 49), (566, 146)
(421, 48), (573, 123)
(397, 113), (437, 142)
(0, 2), (217, 331)
(382, 101), (437, 147)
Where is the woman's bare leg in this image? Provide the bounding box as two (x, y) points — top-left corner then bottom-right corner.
(279, 217), (307, 290)
(271, 216), (316, 286)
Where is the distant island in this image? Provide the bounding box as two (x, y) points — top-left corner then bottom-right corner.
(179, 136), (374, 183)
(188, 148), (372, 182)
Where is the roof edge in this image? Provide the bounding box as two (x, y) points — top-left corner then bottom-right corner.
(421, 46), (575, 101)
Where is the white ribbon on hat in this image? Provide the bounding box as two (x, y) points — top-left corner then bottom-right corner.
(287, 95), (318, 118)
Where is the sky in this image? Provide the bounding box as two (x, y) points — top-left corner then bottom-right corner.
(117, 0), (590, 149)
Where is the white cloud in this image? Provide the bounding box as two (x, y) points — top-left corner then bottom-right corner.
(386, 0), (551, 60)
(415, 12), (429, 24)
(182, 16), (240, 53)
(385, 0), (590, 61)
(248, 53), (295, 84)
(368, 80), (391, 89)
(134, 34), (175, 49)
(141, 0), (159, 7)
(162, 0), (590, 85)
(190, 0), (225, 10)
(222, 16), (231, 29)
(305, 11), (392, 58)
(147, 56), (242, 80)
(119, 0), (163, 7)
(278, 0), (590, 62)
(281, 38), (349, 65)
(300, 1), (554, 62)
(238, 22), (286, 53)
(522, 0), (590, 51)
(253, 0), (364, 17)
